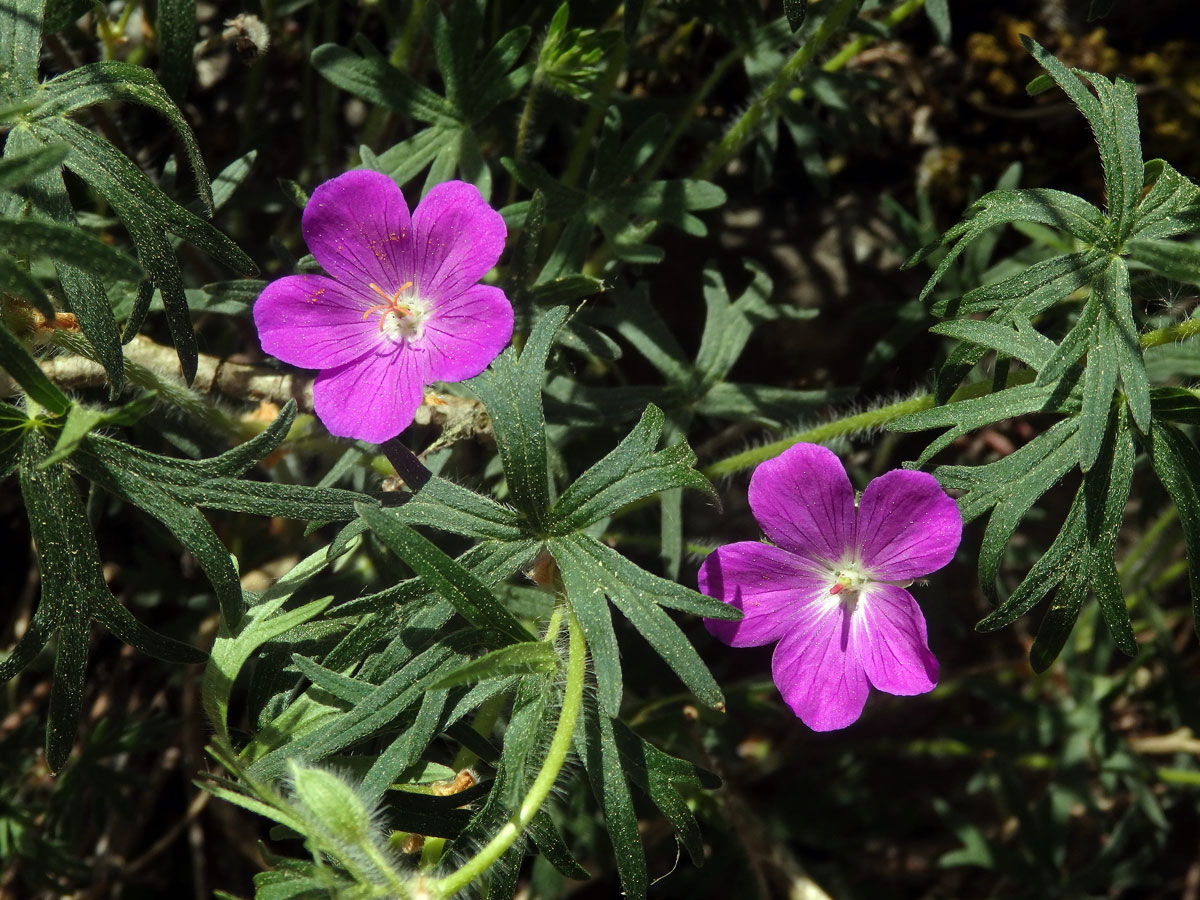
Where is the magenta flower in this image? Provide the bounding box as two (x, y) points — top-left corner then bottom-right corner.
(254, 171), (514, 443)
(699, 443), (962, 731)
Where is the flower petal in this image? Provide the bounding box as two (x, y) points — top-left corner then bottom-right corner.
(699, 542), (829, 647)
(771, 599), (870, 731)
(302, 170), (414, 293)
(410, 181), (507, 300)
(418, 284), (514, 383)
(312, 346), (428, 443)
(856, 469), (962, 579)
(255, 274), (384, 369)
(854, 584), (938, 696)
(748, 442), (855, 564)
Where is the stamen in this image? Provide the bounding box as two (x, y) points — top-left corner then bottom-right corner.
(829, 583), (844, 595)
(362, 281), (417, 332)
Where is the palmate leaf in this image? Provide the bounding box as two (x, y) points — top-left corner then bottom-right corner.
(1021, 36), (1142, 240)
(936, 417), (1082, 605)
(503, 109), (725, 262)
(974, 408), (1137, 670)
(17, 115), (253, 384)
(549, 404), (713, 533)
(31, 59), (213, 212)
(5, 126), (128, 382)
(892, 377), (1080, 468)
(468, 306), (567, 527)
(357, 503), (534, 645)
(573, 704), (719, 900)
(5, 427), (206, 771)
(313, 6), (532, 197)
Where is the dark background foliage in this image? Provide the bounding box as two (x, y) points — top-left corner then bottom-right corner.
(3, 1), (1200, 898)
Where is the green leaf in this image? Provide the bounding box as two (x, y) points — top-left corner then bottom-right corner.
(40, 394), (153, 467)
(694, 261), (782, 387)
(391, 474), (524, 542)
(210, 150), (256, 211)
(0, 253), (51, 317)
(928, 319), (1055, 371)
(15, 428), (205, 770)
(924, 0), (951, 43)
(1095, 257), (1150, 430)
(0, 218), (143, 281)
(155, 0), (195, 100)
(554, 537), (622, 716)
(1020, 36), (1142, 238)
(69, 439), (245, 629)
(0, 319), (70, 414)
(1079, 316), (1118, 471)
(550, 405), (712, 533)
(310, 43), (456, 124)
(245, 630), (482, 779)
(1131, 159), (1200, 239)
(1126, 238), (1200, 286)
(426, 641), (559, 690)
(906, 188), (1107, 300)
(33, 116), (253, 272)
(978, 408), (1135, 666)
(468, 307), (568, 526)
(574, 707), (646, 900)
(34, 60), (213, 213)
(358, 503), (535, 644)
(783, 0), (807, 33)
(551, 532), (725, 712)
(6, 125), (126, 387)
(0, 0), (44, 103)
(945, 250), (1108, 319)
(937, 417), (1081, 602)
(1150, 422), (1200, 635)
(1150, 387), (1200, 424)
(202, 545), (339, 745)
(0, 140), (68, 190)
(0, 401), (27, 478)
(893, 380), (1077, 469)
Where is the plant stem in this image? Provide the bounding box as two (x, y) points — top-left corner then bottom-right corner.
(1140, 315), (1200, 349)
(691, 0), (862, 182)
(701, 372), (1032, 480)
(427, 606), (586, 899)
(700, 307), (1200, 481)
(561, 41), (626, 190)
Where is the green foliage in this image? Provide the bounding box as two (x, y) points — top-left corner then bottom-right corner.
(897, 37), (1200, 668)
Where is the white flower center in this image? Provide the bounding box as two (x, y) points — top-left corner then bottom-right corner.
(828, 561), (871, 612)
(364, 281), (429, 344)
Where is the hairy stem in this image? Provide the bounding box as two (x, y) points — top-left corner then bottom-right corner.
(701, 372), (1036, 481)
(427, 606), (585, 898)
(691, 0), (862, 182)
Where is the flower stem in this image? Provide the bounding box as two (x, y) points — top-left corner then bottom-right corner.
(700, 373), (1033, 481)
(427, 606), (586, 899)
(699, 310), (1200, 481)
(1140, 315), (1200, 349)
(691, 0), (863, 182)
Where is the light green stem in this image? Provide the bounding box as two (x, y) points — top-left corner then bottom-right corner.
(692, 0), (862, 182)
(427, 606), (586, 899)
(701, 312), (1200, 481)
(700, 371), (1030, 480)
(1141, 315), (1200, 349)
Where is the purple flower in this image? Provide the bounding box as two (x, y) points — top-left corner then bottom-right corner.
(254, 171), (513, 443)
(699, 443), (962, 731)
